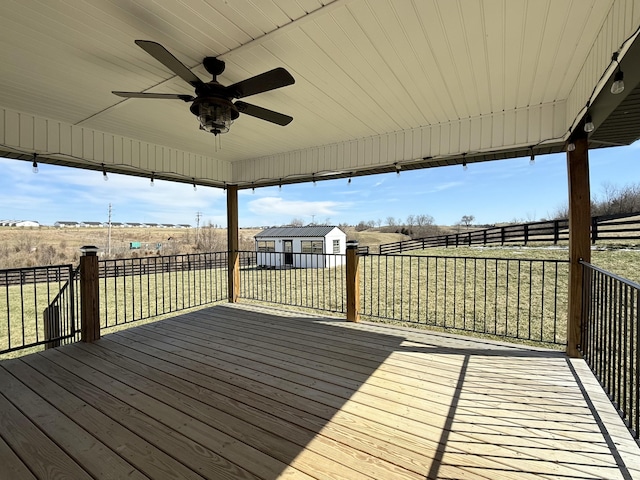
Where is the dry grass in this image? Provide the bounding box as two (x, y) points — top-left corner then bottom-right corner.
(0, 226), (258, 269)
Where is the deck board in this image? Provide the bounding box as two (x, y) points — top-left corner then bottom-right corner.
(0, 303), (638, 479)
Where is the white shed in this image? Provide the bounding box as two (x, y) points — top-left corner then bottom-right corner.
(255, 226), (347, 269)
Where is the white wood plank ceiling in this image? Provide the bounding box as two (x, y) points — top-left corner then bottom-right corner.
(1, 0), (639, 188)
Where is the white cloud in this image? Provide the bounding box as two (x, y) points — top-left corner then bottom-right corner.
(427, 181), (464, 193)
(247, 196), (350, 219)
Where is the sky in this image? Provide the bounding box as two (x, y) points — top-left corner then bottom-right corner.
(1, 140), (638, 228)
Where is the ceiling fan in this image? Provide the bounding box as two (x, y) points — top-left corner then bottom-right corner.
(113, 40), (295, 135)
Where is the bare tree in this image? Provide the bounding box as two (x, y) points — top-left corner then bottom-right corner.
(386, 216), (397, 227)
(406, 214), (415, 228)
(290, 218), (304, 227)
(460, 215), (475, 228)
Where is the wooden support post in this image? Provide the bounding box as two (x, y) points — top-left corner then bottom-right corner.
(566, 136), (591, 357)
(79, 246), (100, 343)
(227, 186), (240, 303)
(346, 241), (360, 322)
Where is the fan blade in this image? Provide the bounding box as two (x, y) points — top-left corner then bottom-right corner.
(135, 40), (203, 88)
(113, 91), (194, 102)
(235, 101), (293, 126)
(225, 68), (295, 99)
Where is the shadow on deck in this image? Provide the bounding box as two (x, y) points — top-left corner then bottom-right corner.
(0, 303), (638, 479)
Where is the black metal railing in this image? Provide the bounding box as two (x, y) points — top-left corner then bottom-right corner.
(99, 252), (230, 330)
(360, 254), (569, 345)
(580, 261), (639, 440)
(238, 251), (347, 313)
(1, 264), (79, 356)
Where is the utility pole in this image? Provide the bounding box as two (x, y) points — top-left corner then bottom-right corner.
(107, 203), (112, 256)
(195, 211), (202, 244)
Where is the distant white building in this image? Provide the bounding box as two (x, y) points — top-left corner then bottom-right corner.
(3, 220), (40, 227)
(54, 221), (79, 228)
(254, 226), (347, 269)
(16, 220), (40, 227)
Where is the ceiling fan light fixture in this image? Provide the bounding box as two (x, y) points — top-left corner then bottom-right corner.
(191, 98), (238, 135)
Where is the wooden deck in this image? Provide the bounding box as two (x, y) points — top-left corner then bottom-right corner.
(1, 303), (638, 479)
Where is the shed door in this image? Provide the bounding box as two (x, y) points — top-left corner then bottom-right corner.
(283, 240), (293, 265)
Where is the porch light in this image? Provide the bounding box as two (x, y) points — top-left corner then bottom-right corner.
(150, 172), (155, 187)
(101, 163), (108, 181)
(462, 153), (468, 171)
(611, 69), (625, 94)
(529, 147), (535, 166)
(610, 52), (625, 95)
(584, 114), (595, 133)
(192, 179), (197, 191)
(395, 163), (401, 176)
(32, 155), (38, 173)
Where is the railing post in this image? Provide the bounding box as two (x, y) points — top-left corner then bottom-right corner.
(79, 245), (100, 343)
(44, 306), (60, 349)
(346, 240), (360, 322)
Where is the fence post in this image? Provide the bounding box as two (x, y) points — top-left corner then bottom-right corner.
(524, 224), (529, 245)
(346, 240), (360, 322)
(553, 220), (559, 244)
(591, 216), (598, 245)
(79, 246), (100, 343)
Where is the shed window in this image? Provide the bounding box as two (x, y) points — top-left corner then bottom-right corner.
(257, 240), (275, 252)
(332, 239), (340, 254)
(301, 240), (323, 253)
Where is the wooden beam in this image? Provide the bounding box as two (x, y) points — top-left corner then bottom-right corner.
(79, 246), (100, 343)
(346, 241), (360, 322)
(227, 186), (240, 303)
(566, 137), (591, 357)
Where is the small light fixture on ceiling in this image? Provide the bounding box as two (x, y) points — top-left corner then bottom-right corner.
(529, 147), (535, 166)
(252, 183), (255, 194)
(610, 52), (625, 95)
(102, 164), (108, 181)
(462, 153), (468, 171)
(584, 113), (595, 133)
(32, 154), (38, 174)
(567, 142), (576, 152)
(278, 179), (282, 190)
(395, 163), (401, 176)
(192, 178), (197, 191)
(150, 172), (155, 187)
(313, 173), (317, 186)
